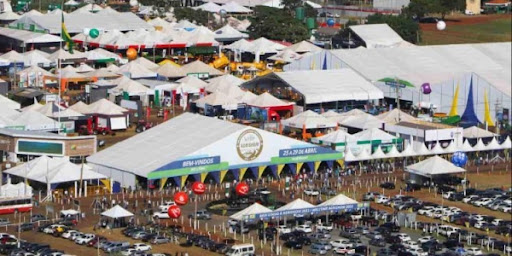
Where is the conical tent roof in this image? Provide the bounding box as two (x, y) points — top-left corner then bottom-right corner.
(83, 68), (120, 79)
(117, 61), (157, 79)
(177, 76), (208, 89)
(460, 78), (480, 127)
(340, 108), (367, 117)
(220, 1), (253, 13)
(225, 38), (253, 51)
(501, 136), (511, 149)
(105, 64), (119, 72)
(133, 57), (159, 71)
(194, 92), (239, 110)
(1, 50), (24, 63)
(75, 63), (95, 73)
(214, 24), (249, 41)
(22, 50), (52, 67)
(344, 148), (357, 162)
(194, 2), (222, 12)
(414, 141), (431, 155)
(460, 139), (475, 152)
(206, 74), (244, 92)
(156, 63), (185, 78)
(236, 91), (258, 104)
(339, 114), (383, 130)
(311, 130), (355, 146)
(321, 110), (343, 124)
(248, 37), (285, 54)
(84, 48), (121, 62)
(463, 126), (496, 138)
(444, 141), (457, 153)
(87, 99), (128, 115)
(111, 77), (152, 96)
(371, 146), (386, 159)
(285, 40), (322, 53)
(68, 101), (90, 114)
(430, 142), (445, 155)
(386, 144), (401, 158)
(473, 138), (486, 151)
(268, 49), (301, 63)
(48, 49), (85, 62)
(401, 142), (416, 157)
(406, 155), (466, 177)
(486, 137), (501, 151)
(353, 128), (396, 142)
(247, 92), (292, 108)
(377, 108), (418, 124)
(318, 194), (358, 207)
(356, 148), (372, 161)
(180, 60), (223, 76)
(17, 66), (56, 78)
(101, 205), (134, 218)
(275, 198), (314, 212)
(281, 110), (337, 129)
(229, 203), (272, 221)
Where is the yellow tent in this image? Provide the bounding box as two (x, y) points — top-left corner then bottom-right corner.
(158, 59), (181, 67)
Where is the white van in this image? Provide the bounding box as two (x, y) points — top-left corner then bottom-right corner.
(226, 244), (255, 256)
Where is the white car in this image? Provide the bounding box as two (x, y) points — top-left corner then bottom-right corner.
(227, 219), (239, 226)
(442, 192), (453, 199)
(61, 230), (79, 239)
(120, 248), (138, 256)
(466, 247), (484, 255)
(295, 224), (313, 233)
(491, 219), (503, 226)
(418, 206), (435, 215)
(277, 225), (291, 234)
(403, 241), (420, 250)
(69, 232), (84, 241)
(316, 223), (333, 232)
(499, 205), (512, 213)
(158, 201), (176, 212)
(304, 189), (320, 196)
(75, 234), (95, 245)
(417, 236), (436, 244)
(330, 239), (353, 248)
(407, 247), (428, 256)
(473, 198), (493, 207)
(474, 221), (487, 229)
(133, 243), (152, 252)
(43, 224), (66, 234)
(462, 195), (479, 203)
(375, 195), (390, 204)
(471, 214), (486, 221)
(333, 244), (355, 255)
(152, 211), (170, 219)
(397, 233), (412, 242)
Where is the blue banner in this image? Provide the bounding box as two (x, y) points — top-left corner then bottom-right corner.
(246, 203), (363, 220)
(279, 146), (337, 158)
(156, 156), (220, 171)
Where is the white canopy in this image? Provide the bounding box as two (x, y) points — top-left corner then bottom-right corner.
(11, 110), (59, 131)
(64, 0), (80, 6)
(236, 91), (258, 104)
(224, 38), (253, 52)
(118, 61), (158, 79)
(406, 155), (466, 178)
(70, 99), (128, 116)
(285, 40), (322, 53)
(356, 148), (372, 161)
(194, 2), (222, 12)
(473, 139), (486, 151)
(339, 114), (383, 130)
(177, 76), (208, 89)
(461, 139), (475, 152)
(181, 60), (223, 76)
(247, 37), (285, 54)
(156, 63), (185, 78)
(220, 1), (253, 13)
(214, 24), (249, 41)
(377, 109), (418, 124)
(0, 94), (21, 110)
(386, 144), (401, 158)
(430, 142), (445, 155)
(133, 57), (159, 71)
(194, 92), (239, 110)
(311, 129), (355, 145)
(22, 50), (52, 67)
(101, 205), (134, 218)
(401, 143), (416, 157)
(486, 137), (501, 151)
(111, 77), (153, 96)
(0, 182), (32, 198)
(371, 146), (387, 159)
(281, 110), (337, 129)
(501, 136), (511, 149)
(206, 74), (245, 92)
(344, 148), (357, 162)
(268, 49), (301, 63)
(4, 155), (106, 184)
(229, 203), (272, 221)
(444, 141), (457, 153)
(463, 126), (497, 138)
(275, 198), (314, 212)
(48, 49), (85, 62)
(349, 24), (411, 49)
(353, 128), (396, 142)
(1, 50), (24, 63)
(318, 194), (358, 207)
(414, 141), (431, 155)
(247, 92), (293, 108)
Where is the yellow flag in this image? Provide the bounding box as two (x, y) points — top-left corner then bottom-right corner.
(449, 83), (459, 116)
(484, 90), (494, 126)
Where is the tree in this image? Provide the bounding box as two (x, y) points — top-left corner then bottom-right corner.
(402, 0), (466, 19)
(248, 6), (310, 43)
(173, 8), (211, 26)
(402, 0), (432, 19)
(366, 13), (421, 44)
(281, 0), (302, 15)
(304, 4), (318, 18)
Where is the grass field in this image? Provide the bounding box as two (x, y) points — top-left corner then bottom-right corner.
(420, 14), (512, 45)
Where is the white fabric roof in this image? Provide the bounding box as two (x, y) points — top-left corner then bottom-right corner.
(4, 155), (106, 184)
(101, 205), (134, 218)
(248, 37), (286, 54)
(177, 76), (208, 89)
(229, 203), (272, 221)
(194, 2), (222, 12)
(69, 99), (127, 116)
(156, 63), (185, 78)
(311, 129), (355, 145)
(260, 69), (384, 104)
(0, 94), (21, 110)
(117, 61), (158, 79)
(75, 63), (95, 73)
(11, 12), (152, 34)
(330, 43), (511, 96)
(473, 138), (486, 151)
(339, 113), (384, 130)
(133, 57), (159, 71)
(318, 194), (358, 207)
(353, 128), (396, 142)
(406, 155), (466, 177)
(224, 38), (253, 51)
(84, 48), (122, 61)
(48, 49), (86, 62)
(377, 109), (418, 124)
(206, 74), (245, 92)
(501, 136), (511, 149)
(275, 198), (314, 212)
(0, 12), (20, 21)
(220, 1), (253, 13)
(247, 92), (293, 108)
(17, 65), (55, 78)
(349, 24), (412, 49)
(73, 3), (104, 13)
(285, 40), (322, 53)
(22, 50), (52, 67)
(0, 182), (32, 198)
(194, 92), (239, 110)
(11, 110), (59, 131)
(181, 60), (223, 76)
(1, 50), (24, 63)
(281, 110), (337, 129)
(463, 126), (496, 138)
(0, 27), (63, 44)
(110, 77), (153, 96)
(214, 24), (249, 41)
(268, 49), (301, 63)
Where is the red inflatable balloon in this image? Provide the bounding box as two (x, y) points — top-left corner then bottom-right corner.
(167, 205), (181, 219)
(192, 181), (206, 195)
(235, 182), (250, 196)
(174, 191), (189, 206)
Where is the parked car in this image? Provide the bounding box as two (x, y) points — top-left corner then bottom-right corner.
(316, 223), (333, 232)
(151, 236), (170, 244)
(188, 210), (212, 220)
(380, 182), (395, 189)
(295, 224), (313, 233)
(308, 242), (327, 255)
(16, 223), (34, 232)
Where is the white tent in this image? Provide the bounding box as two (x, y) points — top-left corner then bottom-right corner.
(339, 113), (383, 130)
(460, 139), (475, 152)
(48, 49), (85, 62)
(133, 57), (159, 71)
(444, 141), (457, 153)
(414, 141), (431, 155)
(371, 146), (387, 159)
(87, 99), (128, 116)
(247, 92), (293, 108)
(101, 205), (134, 218)
(224, 38), (253, 52)
(501, 136), (511, 149)
(285, 40), (322, 53)
(214, 24), (249, 41)
(406, 155), (466, 178)
(180, 60), (223, 77)
(1, 50), (24, 63)
(156, 63), (185, 78)
(11, 110), (59, 131)
(377, 109), (418, 124)
(401, 142), (416, 157)
(206, 74), (245, 92)
(64, 0), (80, 6)
(247, 37), (285, 54)
(463, 126), (496, 139)
(344, 148), (357, 162)
(353, 128), (396, 142)
(310, 129), (355, 146)
(75, 63), (95, 73)
(194, 92), (239, 110)
(110, 77), (153, 96)
(386, 144), (401, 158)
(486, 137), (501, 151)
(229, 203), (272, 221)
(177, 76), (208, 89)
(221, 1), (253, 13)
(0, 94), (21, 110)
(193, 2), (222, 12)
(268, 49), (301, 63)
(318, 194), (358, 207)
(281, 110), (337, 129)
(22, 50), (52, 67)
(0, 182), (32, 198)
(275, 198), (314, 212)
(356, 148), (372, 161)
(430, 142), (445, 155)
(236, 91), (258, 104)
(321, 110), (343, 124)
(473, 139), (486, 151)
(117, 61), (158, 79)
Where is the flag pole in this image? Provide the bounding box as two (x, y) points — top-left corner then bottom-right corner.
(58, 6), (63, 135)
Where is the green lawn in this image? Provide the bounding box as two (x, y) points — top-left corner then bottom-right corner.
(421, 16), (512, 45)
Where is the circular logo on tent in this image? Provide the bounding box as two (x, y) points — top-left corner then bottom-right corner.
(236, 129), (263, 161)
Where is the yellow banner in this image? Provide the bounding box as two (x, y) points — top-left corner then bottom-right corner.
(484, 90), (495, 126)
(181, 175), (188, 188)
(449, 83), (460, 116)
(239, 168), (248, 180)
(200, 172), (207, 183)
(258, 166), (266, 179)
(297, 162), (304, 174)
(336, 159), (344, 169)
(100, 179), (110, 193)
(220, 170), (228, 183)
(160, 178), (168, 190)
(277, 164), (285, 176)
(314, 161), (321, 172)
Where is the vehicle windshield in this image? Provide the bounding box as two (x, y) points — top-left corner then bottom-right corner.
(227, 248), (236, 253)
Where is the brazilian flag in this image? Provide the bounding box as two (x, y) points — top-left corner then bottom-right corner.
(61, 13), (74, 53)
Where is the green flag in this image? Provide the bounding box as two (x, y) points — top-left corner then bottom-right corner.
(61, 13), (74, 53)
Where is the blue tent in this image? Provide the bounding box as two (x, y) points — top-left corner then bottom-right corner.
(460, 77), (480, 128)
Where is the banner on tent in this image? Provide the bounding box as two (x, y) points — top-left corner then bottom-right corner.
(148, 156), (229, 179)
(245, 202), (369, 220)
